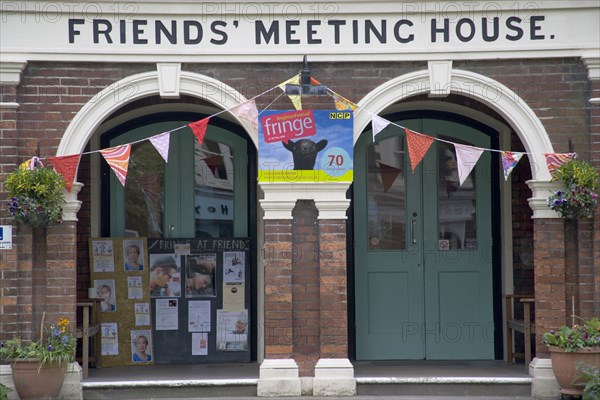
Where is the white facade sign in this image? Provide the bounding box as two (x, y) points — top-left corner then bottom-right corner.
(1, 1), (598, 62)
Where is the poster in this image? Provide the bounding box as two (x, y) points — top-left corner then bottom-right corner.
(94, 279), (117, 312)
(135, 303), (150, 326)
(149, 254), (181, 298)
(191, 332), (208, 356)
(127, 276), (143, 299)
(258, 110), (354, 183)
(188, 301), (211, 332)
(185, 254), (217, 298)
(216, 310), (248, 351)
(130, 330), (153, 363)
(123, 239), (145, 271)
(155, 298), (179, 330)
(101, 322), (119, 356)
(92, 239), (115, 272)
(223, 251), (245, 283)
(223, 283), (245, 312)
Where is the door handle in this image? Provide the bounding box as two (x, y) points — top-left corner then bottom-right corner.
(411, 219), (417, 244)
(168, 224), (175, 238)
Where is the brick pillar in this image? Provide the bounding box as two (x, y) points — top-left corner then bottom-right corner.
(590, 80), (600, 318)
(318, 218), (348, 359)
(263, 219), (294, 359)
(291, 201), (320, 377)
(533, 219), (568, 358)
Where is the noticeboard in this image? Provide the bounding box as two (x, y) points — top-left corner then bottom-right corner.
(89, 237), (251, 366)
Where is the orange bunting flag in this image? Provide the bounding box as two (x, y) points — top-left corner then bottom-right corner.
(405, 128), (435, 172)
(378, 161), (402, 193)
(544, 152), (576, 179)
(100, 144), (132, 186)
(47, 154), (81, 193)
(188, 118), (210, 146)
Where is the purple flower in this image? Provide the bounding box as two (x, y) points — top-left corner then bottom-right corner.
(556, 191), (562, 196)
(47, 345), (52, 351)
(1, 340), (4, 348)
(554, 200), (561, 206)
(550, 330), (555, 335)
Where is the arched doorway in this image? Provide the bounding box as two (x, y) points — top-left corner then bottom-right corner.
(354, 111), (499, 360)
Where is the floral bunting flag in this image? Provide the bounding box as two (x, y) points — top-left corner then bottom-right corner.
(544, 152), (577, 178)
(100, 144), (131, 186)
(278, 74), (302, 110)
(501, 151), (524, 181)
(378, 161), (402, 193)
(230, 99), (258, 133)
(188, 117), (211, 146)
(454, 143), (484, 186)
(405, 128), (435, 172)
(372, 115), (391, 141)
(149, 132), (170, 163)
(333, 93), (358, 112)
(47, 154), (81, 192)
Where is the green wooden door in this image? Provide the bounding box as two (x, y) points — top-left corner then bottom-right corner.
(109, 120), (248, 238)
(355, 117), (494, 360)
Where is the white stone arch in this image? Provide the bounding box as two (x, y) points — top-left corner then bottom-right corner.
(58, 70), (256, 220)
(354, 68), (557, 218)
(59, 70), (256, 157)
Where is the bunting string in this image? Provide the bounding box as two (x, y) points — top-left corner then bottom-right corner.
(34, 73), (570, 189)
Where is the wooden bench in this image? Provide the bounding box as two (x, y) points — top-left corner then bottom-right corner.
(505, 294), (535, 368)
(75, 299), (101, 379)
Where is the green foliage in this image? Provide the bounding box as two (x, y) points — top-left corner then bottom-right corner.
(543, 317), (600, 352)
(5, 158), (66, 227)
(554, 159), (600, 192)
(577, 362), (600, 400)
(547, 159), (600, 220)
(0, 383), (11, 400)
(0, 318), (76, 369)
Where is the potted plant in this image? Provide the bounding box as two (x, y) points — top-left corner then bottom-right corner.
(0, 383), (11, 400)
(577, 362), (600, 400)
(542, 317), (600, 396)
(547, 159), (599, 220)
(0, 314), (76, 399)
(5, 156), (66, 227)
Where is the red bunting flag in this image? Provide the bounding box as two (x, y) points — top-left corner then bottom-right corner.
(203, 156), (220, 176)
(378, 161), (402, 193)
(100, 144), (131, 186)
(405, 128), (435, 172)
(47, 154), (81, 192)
(188, 118), (210, 146)
(544, 152), (576, 178)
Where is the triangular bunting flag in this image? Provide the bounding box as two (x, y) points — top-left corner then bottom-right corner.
(47, 154), (81, 192)
(203, 156), (220, 176)
(544, 152), (577, 179)
(278, 74), (302, 110)
(149, 132), (170, 163)
(501, 151), (524, 181)
(100, 144), (132, 186)
(378, 162), (402, 193)
(230, 99), (258, 133)
(372, 115), (391, 141)
(454, 143), (484, 186)
(333, 93), (358, 112)
(188, 118), (210, 146)
(405, 128), (435, 172)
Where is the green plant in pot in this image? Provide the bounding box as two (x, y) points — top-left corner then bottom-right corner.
(0, 315), (76, 399)
(547, 159), (599, 220)
(543, 317), (600, 396)
(5, 156), (66, 227)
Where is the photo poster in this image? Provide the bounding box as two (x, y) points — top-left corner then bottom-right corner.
(147, 238), (251, 364)
(258, 109), (354, 183)
(89, 237), (153, 367)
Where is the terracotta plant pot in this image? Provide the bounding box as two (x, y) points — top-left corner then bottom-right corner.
(10, 359), (66, 400)
(548, 346), (600, 396)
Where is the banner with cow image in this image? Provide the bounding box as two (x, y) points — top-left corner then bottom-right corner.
(258, 110), (354, 183)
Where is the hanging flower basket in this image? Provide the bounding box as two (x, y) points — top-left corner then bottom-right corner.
(547, 159), (599, 220)
(5, 157), (66, 227)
